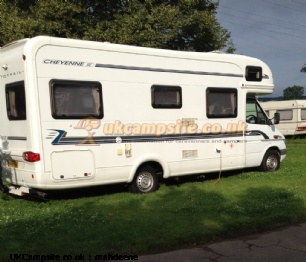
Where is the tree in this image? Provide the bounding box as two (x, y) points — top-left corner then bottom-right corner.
(301, 63), (306, 73)
(283, 85), (304, 100)
(0, 0), (235, 52)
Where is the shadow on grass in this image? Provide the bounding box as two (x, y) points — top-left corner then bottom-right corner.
(1, 171), (240, 202)
(0, 184), (305, 259)
(163, 168), (257, 187)
(18, 169), (249, 202)
(41, 183), (129, 201)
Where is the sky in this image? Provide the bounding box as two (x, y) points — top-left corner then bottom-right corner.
(216, 0), (306, 97)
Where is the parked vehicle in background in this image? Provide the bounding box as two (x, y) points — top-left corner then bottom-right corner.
(260, 100), (306, 136)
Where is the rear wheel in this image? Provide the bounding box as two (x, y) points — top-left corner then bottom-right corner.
(259, 149), (280, 172)
(129, 166), (159, 193)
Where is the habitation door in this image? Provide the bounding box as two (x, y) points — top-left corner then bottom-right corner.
(205, 87), (245, 170)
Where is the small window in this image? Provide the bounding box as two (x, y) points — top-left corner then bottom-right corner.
(206, 88), (237, 118)
(246, 66), (262, 82)
(151, 85), (182, 109)
(50, 80), (103, 119)
(277, 110), (293, 121)
(6, 81), (26, 120)
(301, 109), (306, 120)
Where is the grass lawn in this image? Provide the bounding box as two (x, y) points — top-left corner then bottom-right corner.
(0, 140), (305, 260)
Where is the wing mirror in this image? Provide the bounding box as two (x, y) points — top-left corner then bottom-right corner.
(273, 112), (280, 125)
(268, 112), (280, 125)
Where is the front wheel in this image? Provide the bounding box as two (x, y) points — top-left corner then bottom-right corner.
(129, 166), (159, 193)
(259, 150), (280, 172)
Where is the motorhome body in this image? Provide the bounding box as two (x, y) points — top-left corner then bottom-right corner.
(0, 36), (286, 196)
(261, 100), (306, 136)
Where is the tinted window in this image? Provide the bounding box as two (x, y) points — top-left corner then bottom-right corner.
(151, 85), (182, 108)
(206, 88), (237, 118)
(50, 80), (103, 119)
(276, 110), (293, 121)
(6, 81), (26, 120)
(245, 66), (262, 82)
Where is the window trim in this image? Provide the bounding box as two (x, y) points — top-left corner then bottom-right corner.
(151, 85), (182, 109)
(50, 79), (103, 119)
(5, 81), (26, 121)
(206, 87), (237, 119)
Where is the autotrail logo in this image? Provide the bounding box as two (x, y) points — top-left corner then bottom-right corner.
(0, 70), (23, 79)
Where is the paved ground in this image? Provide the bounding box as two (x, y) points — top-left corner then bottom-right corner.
(139, 222), (306, 262)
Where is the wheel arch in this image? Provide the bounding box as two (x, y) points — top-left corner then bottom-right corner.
(262, 145), (281, 160)
(265, 146), (281, 154)
(128, 155), (170, 183)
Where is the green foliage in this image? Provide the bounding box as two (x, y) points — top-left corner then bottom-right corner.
(0, 0), (234, 52)
(283, 85), (304, 100)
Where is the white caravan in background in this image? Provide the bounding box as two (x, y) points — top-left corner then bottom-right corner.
(0, 36), (286, 196)
(261, 100), (306, 136)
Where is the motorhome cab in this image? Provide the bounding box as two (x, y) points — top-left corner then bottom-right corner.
(260, 100), (306, 136)
(0, 36), (286, 196)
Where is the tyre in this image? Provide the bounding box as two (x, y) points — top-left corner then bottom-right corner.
(259, 149), (280, 172)
(129, 166), (159, 193)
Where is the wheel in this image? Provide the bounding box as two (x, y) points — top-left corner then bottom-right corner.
(259, 150), (280, 172)
(129, 166), (159, 193)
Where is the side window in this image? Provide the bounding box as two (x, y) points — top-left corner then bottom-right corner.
(50, 80), (103, 119)
(6, 81), (26, 120)
(276, 110), (293, 121)
(151, 85), (182, 109)
(206, 88), (237, 118)
(301, 109), (306, 120)
(246, 97), (269, 125)
(245, 66), (262, 82)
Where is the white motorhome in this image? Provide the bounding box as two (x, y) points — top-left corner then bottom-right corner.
(261, 100), (306, 136)
(0, 36), (286, 196)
